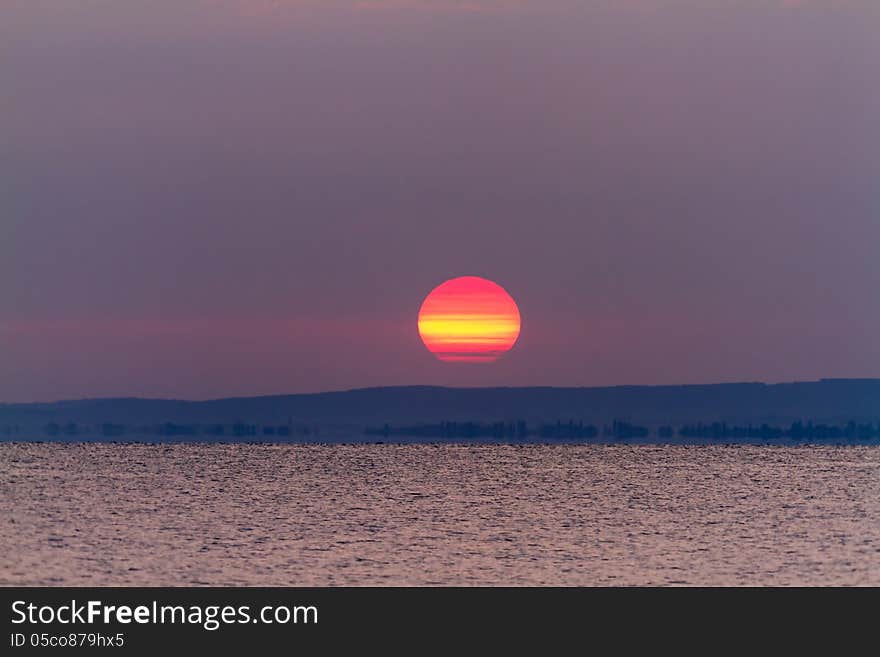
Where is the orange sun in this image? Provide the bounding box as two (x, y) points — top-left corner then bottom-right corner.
(417, 276), (521, 363)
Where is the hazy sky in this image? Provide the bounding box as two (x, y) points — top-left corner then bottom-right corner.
(2, 1), (878, 402)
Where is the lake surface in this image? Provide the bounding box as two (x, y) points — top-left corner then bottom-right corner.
(2, 443), (878, 586)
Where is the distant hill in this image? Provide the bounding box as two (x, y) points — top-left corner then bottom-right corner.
(1, 379), (879, 441)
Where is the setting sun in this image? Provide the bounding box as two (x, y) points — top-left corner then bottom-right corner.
(417, 276), (521, 363)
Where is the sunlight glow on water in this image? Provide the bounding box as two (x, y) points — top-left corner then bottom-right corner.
(2, 443), (879, 585)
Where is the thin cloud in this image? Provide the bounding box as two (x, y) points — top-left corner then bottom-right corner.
(354, 0), (524, 11)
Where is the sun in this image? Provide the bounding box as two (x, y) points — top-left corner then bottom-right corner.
(417, 276), (521, 363)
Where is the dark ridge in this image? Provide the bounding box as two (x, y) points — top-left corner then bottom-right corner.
(1, 380), (879, 431)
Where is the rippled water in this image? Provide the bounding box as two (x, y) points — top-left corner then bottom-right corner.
(2, 443), (879, 586)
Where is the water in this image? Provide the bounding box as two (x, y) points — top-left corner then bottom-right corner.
(2, 443), (878, 586)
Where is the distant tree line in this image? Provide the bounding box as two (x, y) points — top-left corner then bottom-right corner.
(678, 420), (880, 441)
(364, 420), (649, 440)
(3, 418), (879, 442)
(28, 421), (318, 439)
(365, 421), (531, 440)
(365, 419), (880, 441)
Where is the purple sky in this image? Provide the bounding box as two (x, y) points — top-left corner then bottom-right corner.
(2, 1), (879, 402)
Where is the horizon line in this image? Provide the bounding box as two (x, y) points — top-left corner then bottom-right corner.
(4, 377), (879, 407)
